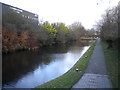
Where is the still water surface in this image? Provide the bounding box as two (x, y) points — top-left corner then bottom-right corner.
(3, 41), (92, 88)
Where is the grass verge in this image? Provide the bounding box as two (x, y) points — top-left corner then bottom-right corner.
(33, 40), (97, 89)
(101, 41), (118, 88)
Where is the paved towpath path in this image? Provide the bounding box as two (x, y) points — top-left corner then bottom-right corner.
(72, 39), (112, 88)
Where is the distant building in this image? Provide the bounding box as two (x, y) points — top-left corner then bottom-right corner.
(1, 3), (39, 25)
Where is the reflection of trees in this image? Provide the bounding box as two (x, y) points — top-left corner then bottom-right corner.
(2, 44), (68, 84)
(43, 57), (53, 65)
(40, 44), (68, 54)
(80, 40), (93, 46)
(2, 52), (42, 84)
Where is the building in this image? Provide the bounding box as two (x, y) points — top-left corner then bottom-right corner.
(1, 3), (39, 25)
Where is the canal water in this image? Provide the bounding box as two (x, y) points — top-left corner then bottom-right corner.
(2, 41), (92, 88)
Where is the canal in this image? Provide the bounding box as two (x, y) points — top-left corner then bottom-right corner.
(2, 41), (92, 88)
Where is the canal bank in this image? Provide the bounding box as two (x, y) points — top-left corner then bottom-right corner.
(34, 40), (97, 88)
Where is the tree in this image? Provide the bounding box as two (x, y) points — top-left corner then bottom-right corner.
(96, 4), (119, 48)
(69, 22), (85, 40)
(43, 21), (57, 37)
(59, 23), (68, 35)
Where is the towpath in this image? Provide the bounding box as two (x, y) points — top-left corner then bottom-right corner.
(72, 39), (112, 89)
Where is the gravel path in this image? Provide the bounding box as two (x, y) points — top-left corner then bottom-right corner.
(72, 39), (112, 89)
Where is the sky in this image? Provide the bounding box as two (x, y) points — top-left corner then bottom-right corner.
(0, 0), (119, 29)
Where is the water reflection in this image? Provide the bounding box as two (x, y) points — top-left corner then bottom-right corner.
(3, 41), (92, 88)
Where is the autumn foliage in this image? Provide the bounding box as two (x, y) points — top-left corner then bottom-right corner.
(2, 3), (97, 53)
(2, 27), (39, 53)
(3, 27), (18, 52)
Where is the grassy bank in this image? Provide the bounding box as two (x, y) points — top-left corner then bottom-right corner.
(101, 41), (118, 88)
(33, 40), (97, 89)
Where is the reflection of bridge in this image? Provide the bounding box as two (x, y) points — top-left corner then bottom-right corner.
(80, 38), (97, 40)
(80, 37), (97, 40)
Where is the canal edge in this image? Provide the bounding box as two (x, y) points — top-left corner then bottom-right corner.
(34, 39), (97, 88)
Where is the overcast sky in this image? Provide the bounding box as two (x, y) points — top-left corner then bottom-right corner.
(0, 0), (119, 29)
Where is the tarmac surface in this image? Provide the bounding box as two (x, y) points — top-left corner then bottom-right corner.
(72, 39), (112, 89)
